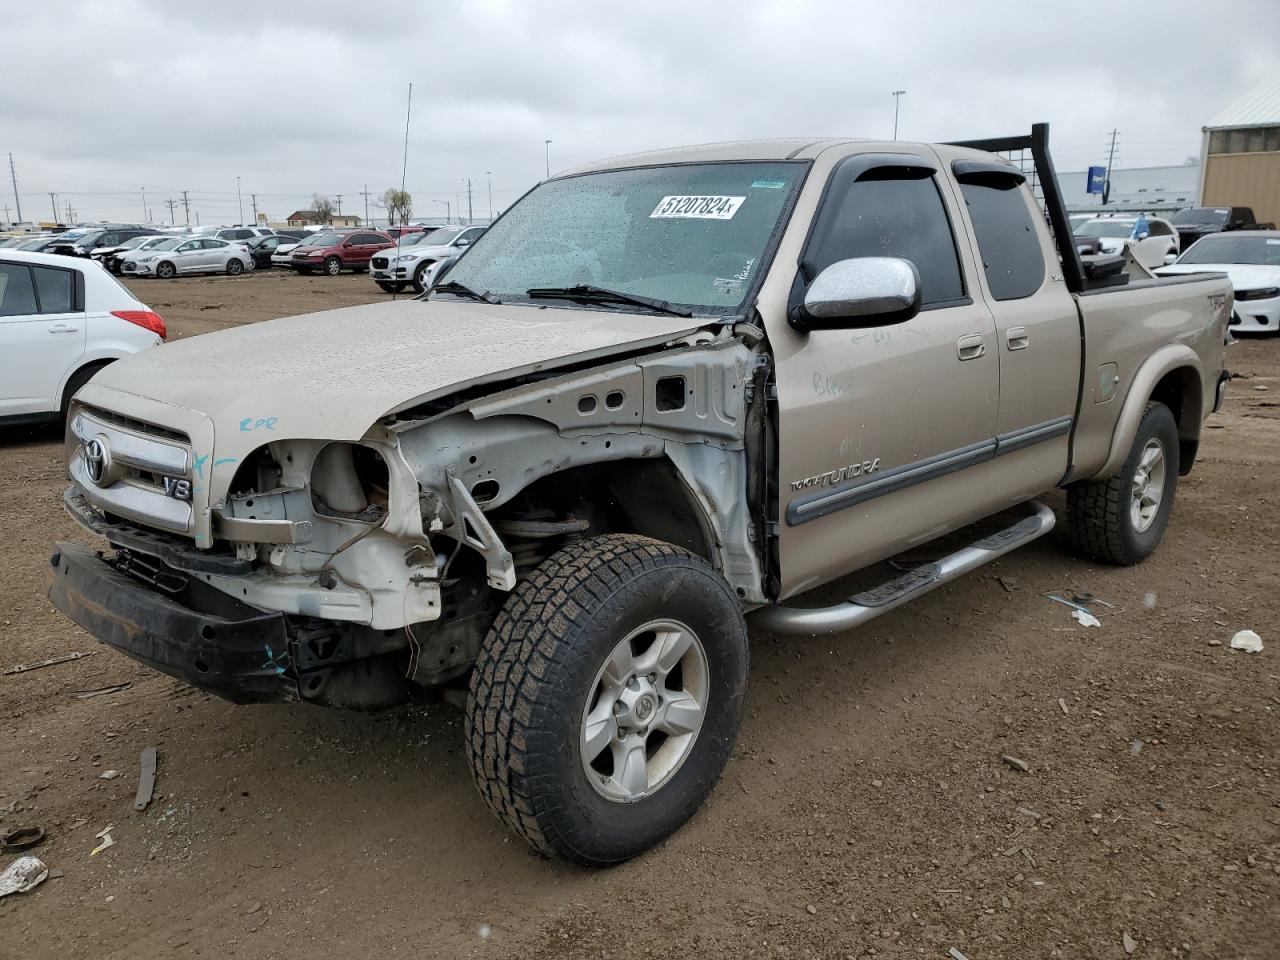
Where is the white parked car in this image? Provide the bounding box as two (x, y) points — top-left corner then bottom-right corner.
(121, 237), (254, 279)
(1156, 230), (1280, 334)
(269, 238), (308, 269)
(369, 225), (486, 293)
(1073, 214), (1180, 270)
(0, 250), (165, 424)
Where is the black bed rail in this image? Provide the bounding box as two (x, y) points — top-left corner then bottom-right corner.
(947, 123), (1086, 294)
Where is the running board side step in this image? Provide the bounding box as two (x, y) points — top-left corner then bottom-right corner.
(752, 501), (1056, 636)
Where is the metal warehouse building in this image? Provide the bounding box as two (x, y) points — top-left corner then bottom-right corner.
(1200, 73), (1280, 225)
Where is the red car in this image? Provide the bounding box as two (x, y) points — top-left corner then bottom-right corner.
(289, 229), (394, 276)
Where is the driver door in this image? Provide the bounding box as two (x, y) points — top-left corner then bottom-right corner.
(771, 150), (1001, 599)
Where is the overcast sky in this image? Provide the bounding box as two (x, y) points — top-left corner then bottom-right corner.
(3, 0), (1278, 226)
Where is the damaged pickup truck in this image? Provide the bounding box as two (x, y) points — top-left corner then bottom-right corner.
(49, 124), (1230, 866)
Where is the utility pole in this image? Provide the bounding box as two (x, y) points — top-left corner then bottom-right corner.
(1102, 128), (1119, 205)
(8, 154), (22, 224)
(891, 89), (906, 140)
(49, 192), (58, 224)
(181, 190), (190, 226)
(335, 194), (343, 218)
(236, 176), (244, 225)
(466, 178), (473, 224)
(141, 186), (147, 223)
(64, 200), (73, 223)
(544, 139), (552, 179)
(251, 193), (259, 225)
(486, 171), (493, 222)
(2, 204), (9, 224)
(165, 197), (178, 225)
(360, 185), (371, 226)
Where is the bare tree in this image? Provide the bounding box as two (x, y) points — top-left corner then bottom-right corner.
(381, 188), (412, 226)
(312, 193), (335, 224)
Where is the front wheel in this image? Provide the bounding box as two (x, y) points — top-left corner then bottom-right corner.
(155, 261), (176, 279)
(324, 256), (342, 276)
(465, 534), (748, 867)
(1065, 401), (1180, 565)
(412, 261), (434, 293)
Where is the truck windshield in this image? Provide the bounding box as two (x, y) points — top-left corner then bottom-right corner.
(1178, 234), (1280, 266)
(1172, 208), (1230, 226)
(441, 161), (805, 314)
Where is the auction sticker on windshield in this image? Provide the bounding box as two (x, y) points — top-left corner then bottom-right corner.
(650, 195), (745, 220)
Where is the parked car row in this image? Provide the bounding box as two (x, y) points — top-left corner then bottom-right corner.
(369, 225), (486, 292)
(1157, 230), (1280, 334)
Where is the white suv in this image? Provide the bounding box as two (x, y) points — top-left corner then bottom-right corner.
(0, 250), (165, 424)
(369, 226), (486, 293)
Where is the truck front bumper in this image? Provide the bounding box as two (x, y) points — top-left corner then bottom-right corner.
(47, 542), (297, 704)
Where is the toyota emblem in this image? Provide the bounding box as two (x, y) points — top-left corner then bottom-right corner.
(84, 436), (110, 486)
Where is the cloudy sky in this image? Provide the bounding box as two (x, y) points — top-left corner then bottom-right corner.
(4, 0), (1278, 227)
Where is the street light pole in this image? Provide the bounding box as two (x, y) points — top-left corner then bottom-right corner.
(236, 176), (244, 225)
(544, 140), (552, 179)
(891, 90), (906, 140)
(141, 186), (147, 223)
(486, 171), (493, 221)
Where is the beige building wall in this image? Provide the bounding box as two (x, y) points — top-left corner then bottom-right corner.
(1202, 152), (1280, 225)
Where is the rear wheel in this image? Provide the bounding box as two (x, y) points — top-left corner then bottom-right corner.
(155, 261), (176, 279)
(226, 258), (244, 276)
(324, 256), (342, 276)
(465, 534), (748, 866)
(1065, 401), (1179, 565)
(61, 362), (111, 419)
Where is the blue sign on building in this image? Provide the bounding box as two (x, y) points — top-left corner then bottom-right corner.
(1087, 166), (1107, 195)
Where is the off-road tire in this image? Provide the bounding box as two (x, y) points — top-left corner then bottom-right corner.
(324, 256), (342, 276)
(465, 534), (748, 867)
(1065, 401), (1179, 565)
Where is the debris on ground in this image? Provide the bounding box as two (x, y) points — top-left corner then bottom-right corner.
(3, 651), (93, 676)
(948, 948), (971, 960)
(1001, 755), (1030, 773)
(1229, 629), (1263, 653)
(997, 575), (1018, 593)
(1123, 931), (1138, 954)
(134, 746), (158, 813)
(1072, 609), (1102, 628)
(71, 683), (132, 700)
(90, 826), (115, 856)
(0, 856), (49, 898)
(99, 770), (120, 780)
(1058, 697), (1070, 715)
(1, 826), (46, 853)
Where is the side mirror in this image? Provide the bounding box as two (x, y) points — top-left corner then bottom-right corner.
(1136, 231), (1149, 240)
(789, 257), (921, 331)
(1163, 252), (1178, 265)
(455, 238), (470, 247)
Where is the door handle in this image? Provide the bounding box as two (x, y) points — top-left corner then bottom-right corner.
(1006, 326), (1029, 351)
(956, 334), (986, 361)
(48, 322), (79, 334)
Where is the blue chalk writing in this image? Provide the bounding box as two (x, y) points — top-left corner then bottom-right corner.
(239, 417), (278, 433)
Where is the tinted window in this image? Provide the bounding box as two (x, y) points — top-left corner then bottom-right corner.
(98, 233), (120, 247)
(458, 228), (485, 243)
(0, 263), (39, 316)
(1147, 221), (1170, 237)
(808, 168), (964, 306)
(354, 233), (384, 245)
(33, 266), (74, 312)
(958, 179), (1046, 301)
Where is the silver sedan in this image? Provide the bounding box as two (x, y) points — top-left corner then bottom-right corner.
(121, 237), (254, 279)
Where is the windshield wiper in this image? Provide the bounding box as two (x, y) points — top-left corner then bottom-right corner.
(525, 284), (694, 318)
(431, 280), (499, 304)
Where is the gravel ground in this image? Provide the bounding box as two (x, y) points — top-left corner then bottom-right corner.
(0, 270), (1276, 959)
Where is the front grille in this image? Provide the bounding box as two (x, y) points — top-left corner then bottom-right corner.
(80, 404), (188, 443)
(372, 256), (389, 269)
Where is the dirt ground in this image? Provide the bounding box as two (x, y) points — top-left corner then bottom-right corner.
(1, 270), (1277, 959)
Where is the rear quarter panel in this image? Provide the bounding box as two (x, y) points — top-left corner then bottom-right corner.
(1065, 274), (1231, 482)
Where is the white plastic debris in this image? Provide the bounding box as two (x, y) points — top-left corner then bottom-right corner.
(0, 856), (49, 898)
(1229, 629), (1263, 653)
(98, 770), (120, 780)
(1072, 609), (1102, 628)
(90, 825), (115, 857)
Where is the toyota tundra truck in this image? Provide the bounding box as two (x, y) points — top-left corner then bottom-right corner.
(48, 124), (1231, 866)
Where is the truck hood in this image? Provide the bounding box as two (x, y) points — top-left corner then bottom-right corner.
(1156, 262), (1280, 291)
(84, 298), (703, 450)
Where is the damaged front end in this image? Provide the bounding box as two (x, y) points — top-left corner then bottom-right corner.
(51, 324), (768, 710)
